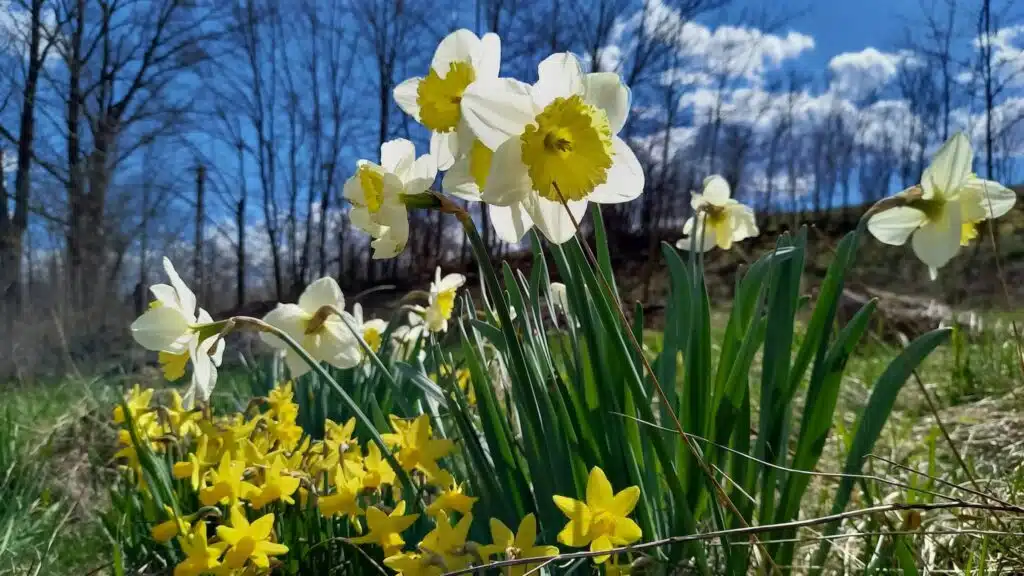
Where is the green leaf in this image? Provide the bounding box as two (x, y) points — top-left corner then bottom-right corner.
(810, 328), (951, 572)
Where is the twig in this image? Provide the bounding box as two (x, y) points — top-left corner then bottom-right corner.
(442, 501), (1024, 576)
(867, 453), (1015, 508)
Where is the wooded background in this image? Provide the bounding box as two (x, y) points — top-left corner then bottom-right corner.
(0, 0), (1020, 379)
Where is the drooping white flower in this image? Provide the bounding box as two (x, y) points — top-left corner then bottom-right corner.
(344, 139), (437, 259)
(352, 303), (388, 354)
(461, 52), (643, 244)
(549, 282), (569, 311)
(394, 29), (501, 170)
(675, 176), (759, 252)
(261, 277), (361, 378)
(391, 311), (427, 362)
(425, 267), (466, 333)
(131, 257), (199, 353)
(866, 132), (1016, 279)
(130, 258), (222, 406)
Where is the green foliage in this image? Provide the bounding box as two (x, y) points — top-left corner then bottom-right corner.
(102, 213), (951, 575)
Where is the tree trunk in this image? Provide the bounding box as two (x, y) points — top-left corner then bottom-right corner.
(195, 164), (206, 302)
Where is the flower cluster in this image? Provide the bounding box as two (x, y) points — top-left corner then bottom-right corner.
(113, 383), (643, 575)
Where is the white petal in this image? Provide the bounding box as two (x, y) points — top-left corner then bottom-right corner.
(430, 131), (457, 171)
(432, 29), (481, 76)
(189, 336), (216, 403)
(533, 53), (584, 109)
(149, 284), (177, 308)
(343, 173), (366, 205)
(285, 349), (311, 379)
(350, 207), (384, 236)
(488, 202), (534, 243)
(320, 317), (362, 369)
(587, 137), (644, 204)
(371, 208), (409, 259)
(352, 302), (364, 325)
(261, 304), (309, 351)
(476, 33), (501, 79)
(676, 217), (718, 252)
(393, 77), (422, 120)
(923, 132), (972, 198)
(404, 153), (438, 194)
(911, 200), (962, 273)
(702, 175), (732, 205)
(163, 257), (197, 321)
(461, 78), (536, 151)
(964, 176), (1017, 219)
(381, 139), (416, 179)
(441, 154), (480, 200)
(728, 205), (760, 241)
(867, 206), (927, 246)
(131, 307), (191, 351)
(482, 138), (532, 206)
(299, 277), (344, 314)
(583, 72), (630, 134)
(525, 194), (587, 245)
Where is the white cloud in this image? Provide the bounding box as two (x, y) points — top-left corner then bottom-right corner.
(974, 24), (1024, 87)
(827, 48), (920, 100)
(0, 0), (60, 62)
(612, 0), (813, 82)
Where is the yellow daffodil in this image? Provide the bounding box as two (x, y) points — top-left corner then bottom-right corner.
(261, 277), (362, 378)
(167, 391), (202, 438)
(344, 139), (437, 259)
(462, 53), (642, 244)
(248, 457), (301, 509)
(130, 258), (223, 405)
(199, 453), (257, 506)
(113, 384), (153, 425)
(552, 466), (642, 563)
(173, 435), (212, 491)
(151, 505), (191, 543)
(217, 506), (289, 570)
(266, 382), (296, 417)
(481, 514), (558, 576)
(349, 501), (419, 555)
(361, 441), (397, 491)
(173, 522), (223, 576)
(352, 303), (388, 354)
(381, 414), (454, 482)
(383, 551), (443, 576)
(419, 511), (474, 572)
(435, 364), (475, 405)
(394, 29), (501, 170)
(426, 480), (477, 517)
(867, 132), (1017, 279)
(319, 471), (363, 520)
(676, 175), (758, 252)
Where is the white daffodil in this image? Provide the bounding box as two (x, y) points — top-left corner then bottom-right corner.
(549, 282), (569, 311)
(130, 258), (223, 406)
(394, 29), (500, 170)
(391, 311), (427, 362)
(344, 138), (437, 259)
(352, 303), (388, 354)
(461, 52), (643, 244)
(261, 277), (361, 378)
(131, 257), (200, 353)
(425, 267), (466, 333)
(866, 132), (1016, 279)
(676, 175), (759, 252)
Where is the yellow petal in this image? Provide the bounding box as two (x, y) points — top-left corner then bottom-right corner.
(611, 517), (642, 545)
(557, 519), (591, 548)
(590, 534), (613, 564)
(489, 518), (515, 548)
(515, 513), (538, 549)
(586, 467), (614, 509)
(609, 486), (640, 517)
